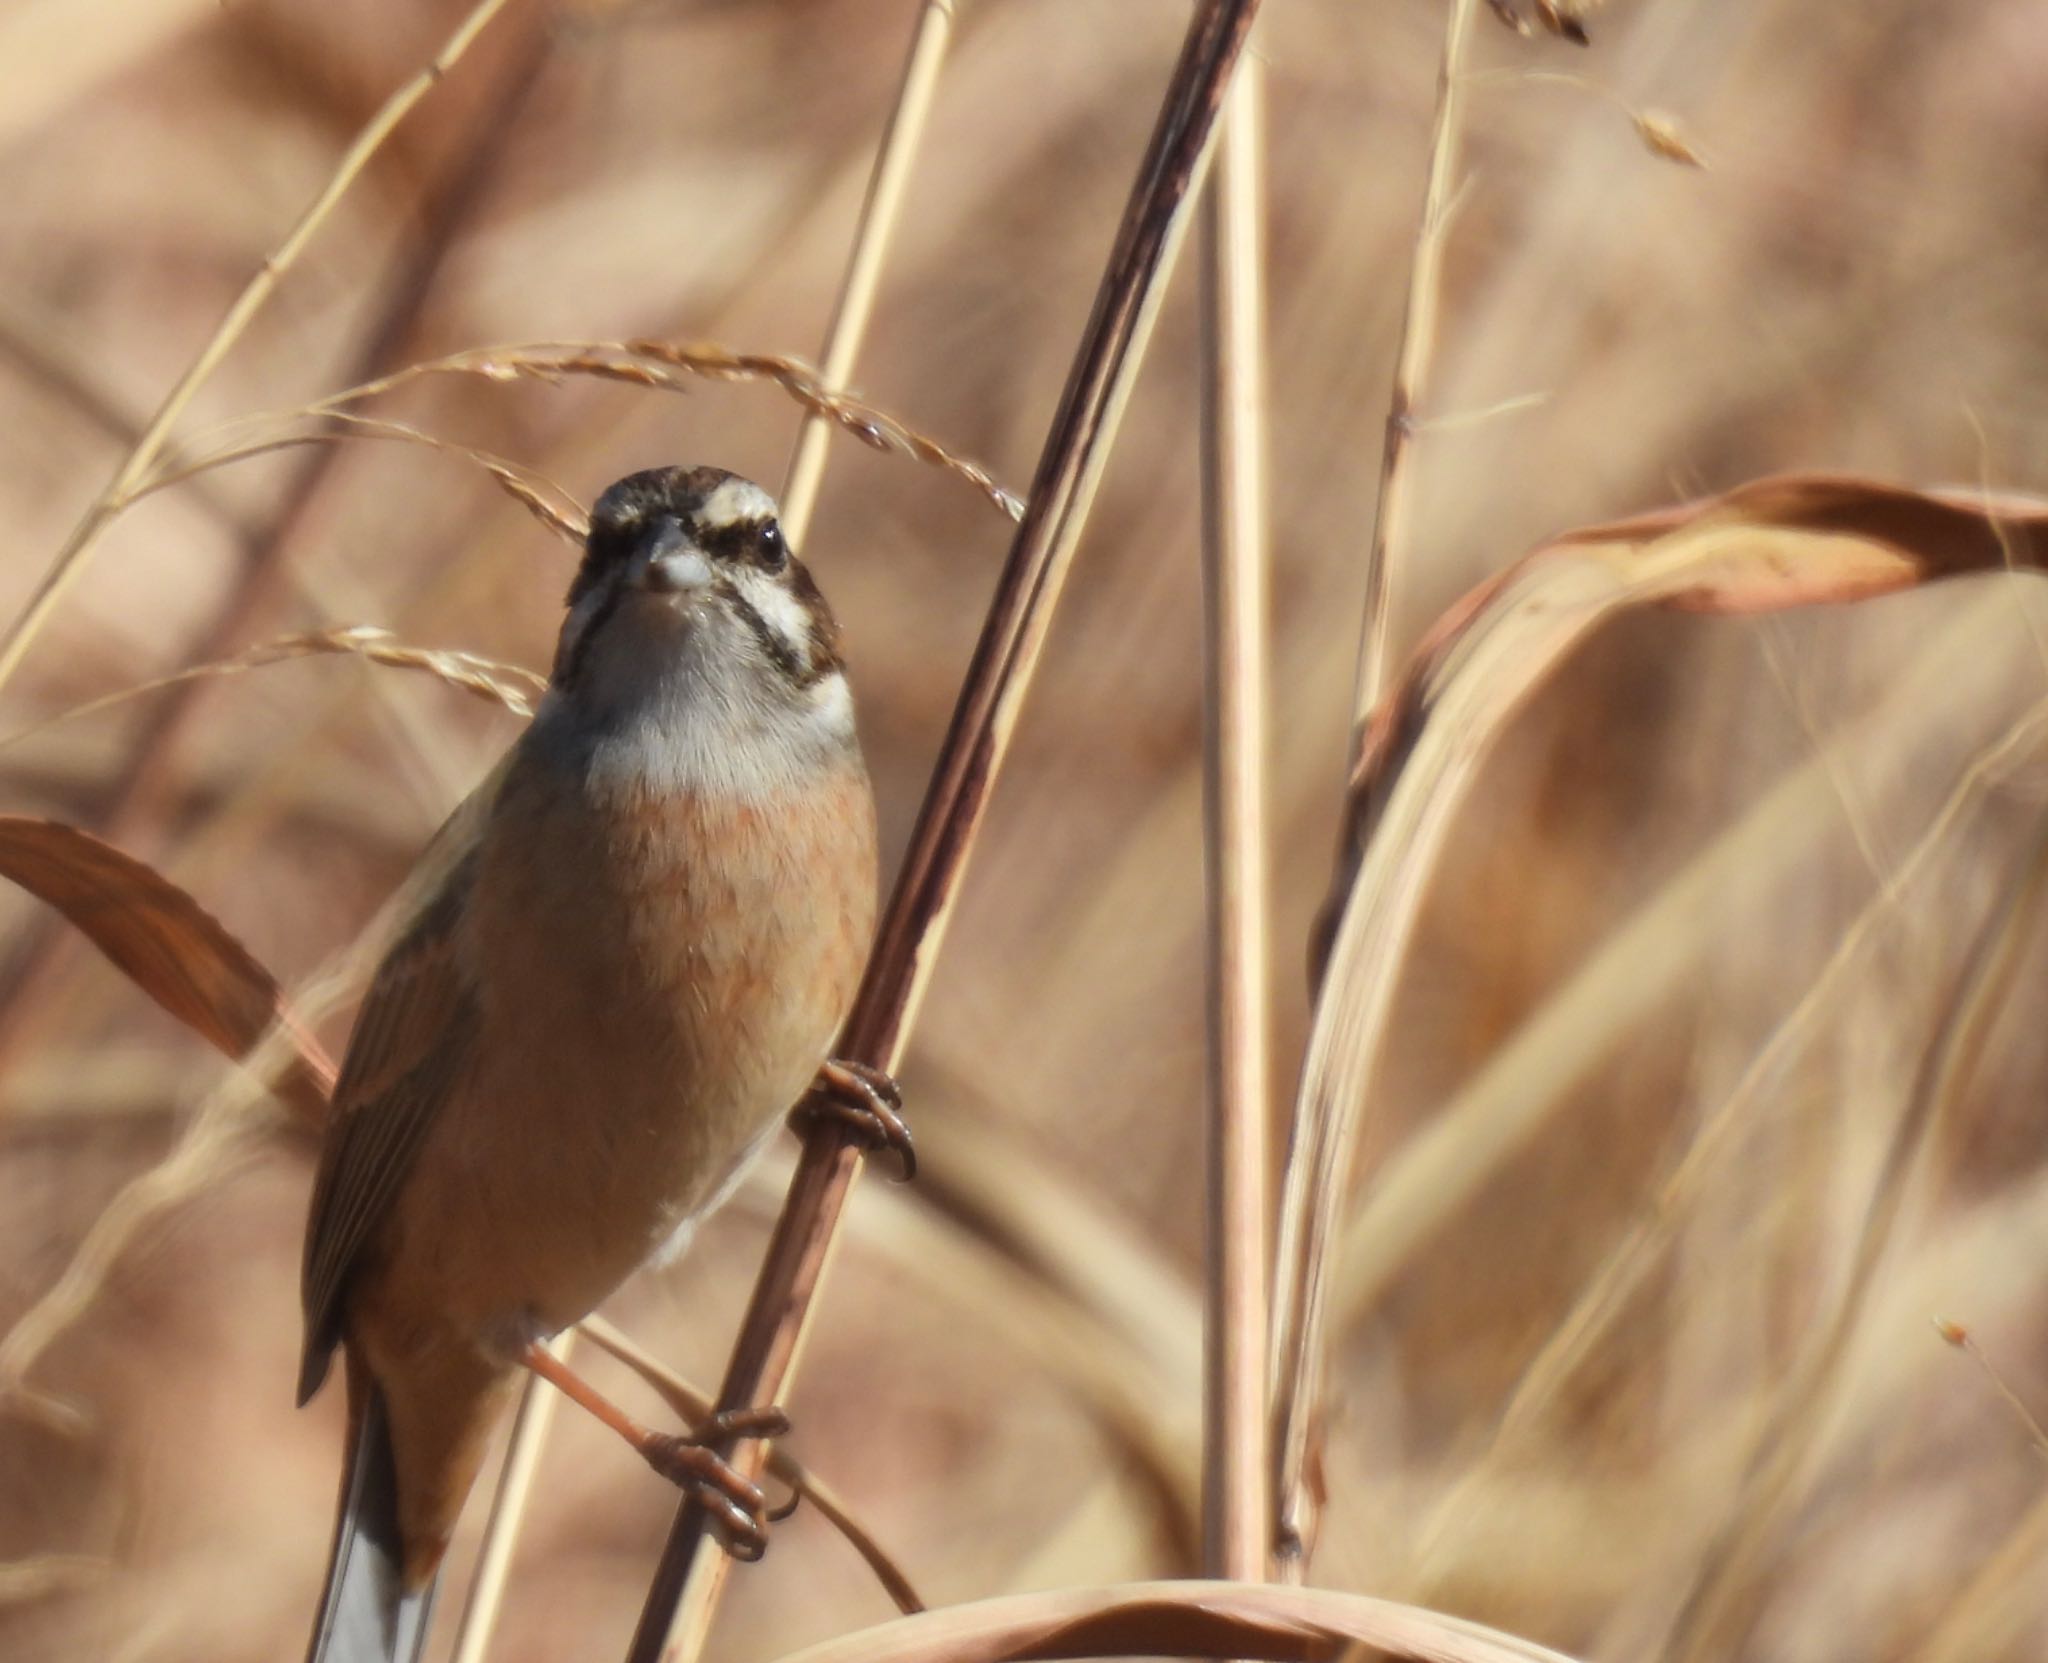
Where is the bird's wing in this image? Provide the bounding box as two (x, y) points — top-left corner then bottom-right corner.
(297, 762), (509, 1404)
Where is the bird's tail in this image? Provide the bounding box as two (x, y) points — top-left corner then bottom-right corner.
(304, 1360), (437, 1663)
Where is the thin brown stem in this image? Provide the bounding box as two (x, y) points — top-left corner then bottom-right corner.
(1198, 51), (1272, 1586)
(447, 1334), (575, 1663)
(624, 5), (1266, 1660)
(779, 0), (958, 547)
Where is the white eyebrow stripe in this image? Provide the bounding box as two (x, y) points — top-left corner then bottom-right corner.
(731, 565), (813, 661)
(696, 477), (779, 529)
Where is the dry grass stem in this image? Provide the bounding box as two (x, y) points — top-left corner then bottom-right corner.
(1935, 1321), (2048, 1461)
(629, 6), (1265, 1658)
(1349, 0), (1481, 728)
(1408, 689), (2048, 1577)
(0, 627), (545, 754)
(1327, 592), (2048, 1370)
(446, 1335), (578, 1663)
(778, 0), (958, 546)
(0, 0), (516, 695)
(401, 0), (978, 1600)
(13, 11), (2048, 1663)
(225, 340), (1023, 525)
(132, 412), (590, 546)
(1657, 824), (2048, 1663)
(1198, 49), (1272, 1585)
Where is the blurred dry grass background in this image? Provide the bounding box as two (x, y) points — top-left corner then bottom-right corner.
(3, 1), (2048, 1660)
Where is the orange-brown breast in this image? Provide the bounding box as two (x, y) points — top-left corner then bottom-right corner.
(343, 746), (876, 1578)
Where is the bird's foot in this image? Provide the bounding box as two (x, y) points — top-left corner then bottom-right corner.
(640, 1406), (790, 1561)
(792, 1058), (914, 1180)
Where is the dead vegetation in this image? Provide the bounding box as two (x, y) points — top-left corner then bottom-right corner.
(2, 2), (2046, 1662)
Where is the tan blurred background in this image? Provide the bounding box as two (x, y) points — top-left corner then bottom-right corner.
(3, 1), (2048, 1659)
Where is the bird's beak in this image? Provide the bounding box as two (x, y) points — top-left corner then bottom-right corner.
(629, 518), (714, 594)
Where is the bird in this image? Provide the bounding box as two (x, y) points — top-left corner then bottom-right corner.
(296, 465), (908, 1663)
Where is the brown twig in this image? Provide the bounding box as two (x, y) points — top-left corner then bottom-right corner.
(623, 5), (1266, 1660)
(1198, 50), (1272, 1587)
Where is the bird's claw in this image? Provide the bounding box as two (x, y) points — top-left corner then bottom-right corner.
(640, 1424), (783, 1561)
(793, 1058), (914, 1180)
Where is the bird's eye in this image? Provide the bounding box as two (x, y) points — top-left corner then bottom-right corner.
(759, 523), (788, 572)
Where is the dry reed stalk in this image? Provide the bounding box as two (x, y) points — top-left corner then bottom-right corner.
(447, 1334), (577, 1663)
(1198, 52), (1272, 1587)
(626, 5), (1265, 1659)
(1657, 825), (2048, 1663)
(779, 0), (958, 546)
(0, 0), (517, 695)
(1349, 0), (1482, 728)
(754, 1579), (1587, 1663)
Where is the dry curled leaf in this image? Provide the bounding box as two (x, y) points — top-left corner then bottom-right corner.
(0, 817), (335, 1126)
(1272, 471), (2048, 1562)
(766, 1580), (1585, 1663)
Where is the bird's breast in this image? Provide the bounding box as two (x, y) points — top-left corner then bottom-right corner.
(425, 743), (876, 1329)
